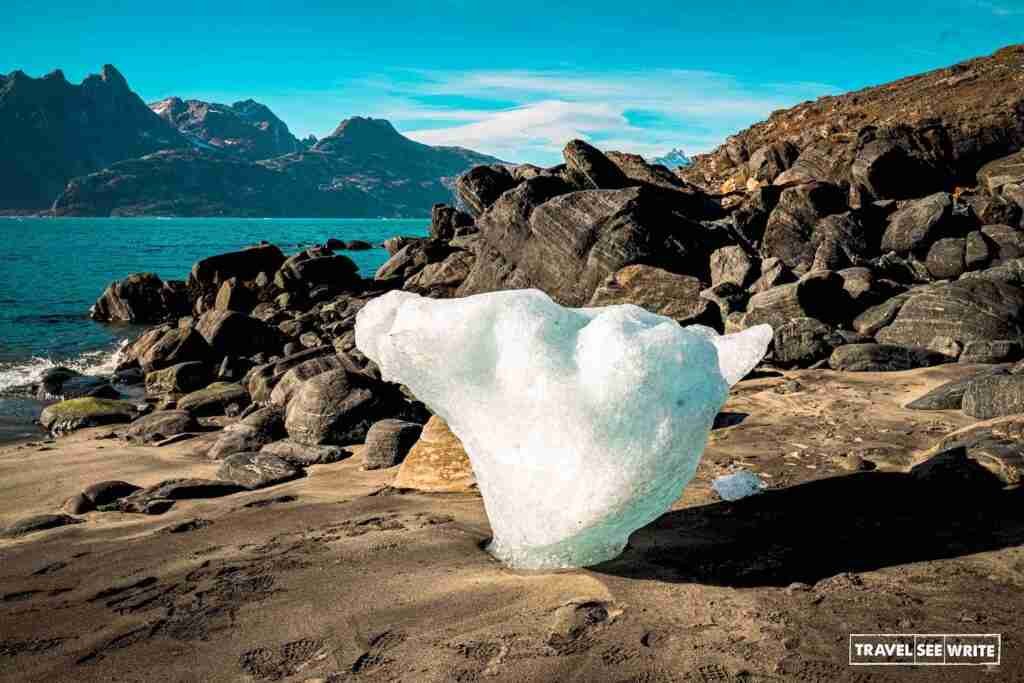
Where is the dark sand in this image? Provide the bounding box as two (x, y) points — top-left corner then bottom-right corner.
(1, 365), (1022, 682)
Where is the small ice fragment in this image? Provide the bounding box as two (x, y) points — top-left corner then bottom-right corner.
(712, 470), (765, 501)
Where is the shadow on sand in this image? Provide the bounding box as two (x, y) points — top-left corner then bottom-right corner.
(593, 451), (1024, 587)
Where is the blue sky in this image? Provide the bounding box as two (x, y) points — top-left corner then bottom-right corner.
(4, 1), (1023, 164)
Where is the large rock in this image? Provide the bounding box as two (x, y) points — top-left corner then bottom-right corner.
(39, 398), (139, 435)
(123, 410), (200, 443)
(875, 279), (1024, 347)
(760, 181), (848, 268)
(963, 374), (1024, 419)
(195, 310), (280, 357)
(216, 452), (302, 489)
(459, 184), (725, 306)
(562, 139), (629, 189)
(906, 367), (1010, 410)
(213, 277), (256, 313)
(188, 244), (286, 298)
(771, 317), (841, 367)
(259, 440), (349, 467)
(709, 246), (756, 288)
(430, 203), (474, 240)
(588, 265), (721, 330)
(269, 355), (346, 407)
(284, 368), (407, 446)
(206, 406), (285, 459)
(375, 239), (453, 282)
(393, 416), (476, 492)
(35, 368), (118, 401)
(145, 361), (209, 395)
(880, 192), (953, 254)
(828, 343), (949, 372)
(363, 419), (423, 470)
(743, 271), (851, 329)
(275, 254), (359, 292)
(925, 237), (966, 279)
(91, 272), (188, 323)
(139, 327), (215, 373)
(177, 382), (250, 416)
(244, 346), (336, 403)
(403, 251), (475, 298)
(455, 165), (517, 216)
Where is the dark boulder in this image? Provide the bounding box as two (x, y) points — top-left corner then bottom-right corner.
(925, 237), (966, 279)
(39, 398), (139, 435)
(139, 327), (215, 373)
(459, 184), (727, 306)
(363, 419), (423, 470)
(260, 440), (350, 467)
(403, 251), (475, 297)
(188, 243), (286, 299)
(195, 310), (281, 357)
(829, 343), (949, 372)
(269, 354), (347, 407)
(430, 203), (474, 240)
(144, 361), (209, 395)
(880, 192), (953, 254)
(760, 181), (848, 269)
(375, 239), (453, 282)
(283, 368), (413, 446)
(588, 265), (722, 330)
(91, 272), (188, 323)
(213, 277), (257, 314)
(216, 452), (302, 489)
(959, 340), (1023, 364)
(875, 279), (1024, 348)
(709, 246), (756, 288)
(906, 367), (1010, 410)
(455, 165), (517, 216)
(177, 382), (250, 416)
(562, 139), (629, 189)
(772, 317), (842, 368)
(206, 406), (285, 459)
(244, 345), (336, 403)
(83, 480), (142, 506)
(35, 368), (118, 401)
(743, 271), (852, 329)
(963, 374), (1024, 419)
(123, 410), (200, 443)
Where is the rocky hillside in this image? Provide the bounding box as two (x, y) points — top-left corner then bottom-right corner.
(0, 65), (184, 210)
(681, 44), (1024, 202)
(150, 96), (304, 159)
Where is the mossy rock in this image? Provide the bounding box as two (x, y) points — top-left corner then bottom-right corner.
(38, 397), (139, 435)
(177, 382), (250, 417)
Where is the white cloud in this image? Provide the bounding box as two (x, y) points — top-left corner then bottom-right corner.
(382, 68), (836, 164)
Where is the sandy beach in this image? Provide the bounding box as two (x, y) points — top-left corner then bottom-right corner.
(2, 364), (1020, 682)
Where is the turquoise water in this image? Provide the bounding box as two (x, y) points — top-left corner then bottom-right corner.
(0, 217), (428, 438)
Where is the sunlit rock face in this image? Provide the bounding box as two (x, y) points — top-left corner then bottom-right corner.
(356, 289), (772, 569)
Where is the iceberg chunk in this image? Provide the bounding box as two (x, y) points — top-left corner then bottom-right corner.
(712, 470), (766, 501)
(356, 289), (771, 569)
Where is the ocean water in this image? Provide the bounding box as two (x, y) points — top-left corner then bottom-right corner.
(0, 216), (429, 440)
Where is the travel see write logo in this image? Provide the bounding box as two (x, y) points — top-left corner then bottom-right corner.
(849, 634), (1001, 666)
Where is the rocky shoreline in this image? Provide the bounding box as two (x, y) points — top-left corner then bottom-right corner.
(4, 44), (1024, 680)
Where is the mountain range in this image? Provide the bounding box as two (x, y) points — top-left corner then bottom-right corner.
(0, 65), (503, 217)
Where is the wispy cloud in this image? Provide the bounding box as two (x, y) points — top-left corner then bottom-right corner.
(371, 68), (836, 164)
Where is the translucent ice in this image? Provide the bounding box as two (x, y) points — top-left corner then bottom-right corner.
(712, 470), (765, 501)
(356, 289), (772, 569)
